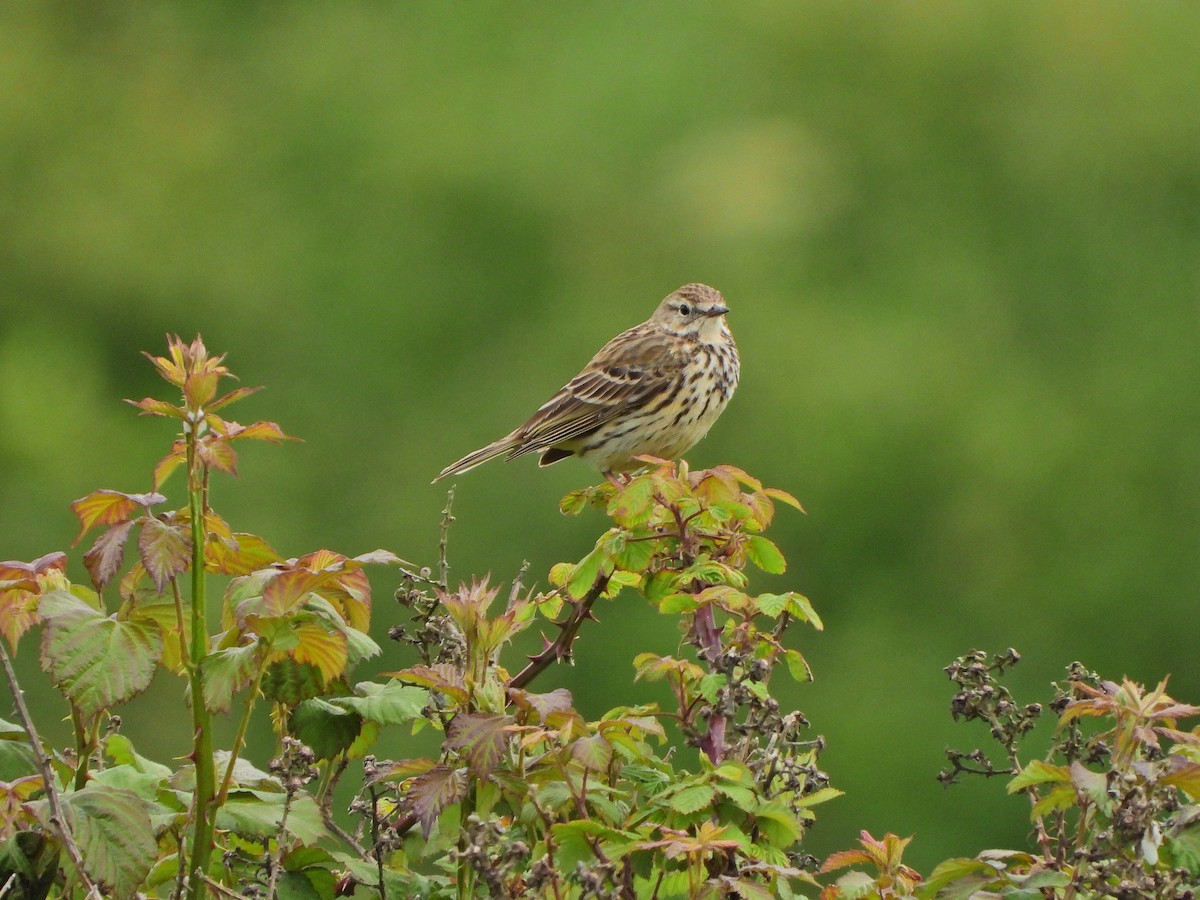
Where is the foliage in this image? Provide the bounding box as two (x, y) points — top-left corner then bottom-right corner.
(0, 337), (828, 897)
(2, 337), (1197, 899)
(818, 651), (1200, 899)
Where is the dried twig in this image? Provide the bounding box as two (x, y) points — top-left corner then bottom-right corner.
(0, 643), (101, 898)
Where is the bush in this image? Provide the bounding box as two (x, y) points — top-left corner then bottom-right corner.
(1, 337), (1197, 899)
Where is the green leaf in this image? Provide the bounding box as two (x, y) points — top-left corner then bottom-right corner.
(261, 658), (326, 706)
(1165, 823), (1200, 875)
(54, 785), (156, 897)
(754, 800), (803, 848)
(332, 681), (429, 726)
(794, 786), (843, 808)
(607, 476), (657, 527)
(659, 593), (699, 614)
(218, 792), (328, 845)
(200, 642), (262, 713)
(668, 783), (716, 814)
(755, 592), (790, 617)
(89, 765), (168, 803)
(550, 821), (635, 871)
(104, 734), (172, 780)
(782, 648), (812, 682)
(1007, 759), (1069, 794)
(559, 489), (589, 516)
(612, 536), (655, 573)
(745, 536), (786, 574)
(274, 870), (326, 900)
(1029, 784), (1076, 819)
(39, 590), (162, 718)
(290, 698), (363, 760)
(567, 544), (613, 599)
(344, 627), (382, 667)
(917, 857), (999, 897)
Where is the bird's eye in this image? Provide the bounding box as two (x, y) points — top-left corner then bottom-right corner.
(678, 303), (692, 317)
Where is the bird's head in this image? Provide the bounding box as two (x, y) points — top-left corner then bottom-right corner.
(651, 283), (731, 340)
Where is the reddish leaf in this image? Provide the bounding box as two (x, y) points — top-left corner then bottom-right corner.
(184, 370), (219, 409)
(222, 420), (293, 443)
(196, 437), (238, 476)
(137, 517), (191, 591)
(153, 443), (187, 490)
(762, 487), (805, 512)
(208, 385), (262, 412)
(404, 765), (466, 837)
(509, 687), (575, 723)
(261, 569), (339, 617)
(447, 712), (513, 777)
(0, 552), (67, 581)
(141, 349), (185, 388)
(371, 757), (436, 785)
(70, 490), (164, 545)
(124, 397), (184, 418)
(571, 733), (613, 772)
(0, 587), (41, 651)
(351, 549), (410, 567)
(288, 621), (348, 685)
(1161, 757), (1200, 800)
(294, 549), (348, 572)
(84, 522), (137, 591)
(205, 532), (284, 576)
(388, 664), (468, 704)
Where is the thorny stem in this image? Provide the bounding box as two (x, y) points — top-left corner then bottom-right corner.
(507, 576), (609, 691)
(437, 488), (455, 590)
(693, 603), (728, 765)
(185, 423), (216, 900)
(171, 580), (191, 672)
(0, 642), (102, 898)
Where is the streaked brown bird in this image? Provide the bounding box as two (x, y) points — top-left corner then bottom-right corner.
(435, 283), (739, 481)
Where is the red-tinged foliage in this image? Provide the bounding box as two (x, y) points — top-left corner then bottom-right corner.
(446, 712), (515, 777)
(125, 397), (184, 418)
(137, 517), (192, 592)
(0, 552), (67, 581)
(70, 490), (164, 546)
(403, 764), (467, 838)
(83, 521), (136, 591)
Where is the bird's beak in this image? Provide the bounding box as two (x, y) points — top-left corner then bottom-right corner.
(704, 305), (730, 317)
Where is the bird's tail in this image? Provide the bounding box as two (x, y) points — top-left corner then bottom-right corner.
(433, 436), (518, 482)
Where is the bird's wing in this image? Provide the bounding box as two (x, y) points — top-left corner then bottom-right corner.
(505, 324), (684, 459)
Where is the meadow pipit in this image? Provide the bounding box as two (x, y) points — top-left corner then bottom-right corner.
(436, 283), (739, 481)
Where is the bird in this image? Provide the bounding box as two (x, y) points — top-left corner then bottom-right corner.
(435, 283), (739, 481)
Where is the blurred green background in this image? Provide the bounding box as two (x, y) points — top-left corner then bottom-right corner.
(3, 0), (1199, 874)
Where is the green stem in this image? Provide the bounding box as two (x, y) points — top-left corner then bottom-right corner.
(214, 656), (267, 808)
(186, 437), (216, 899)
(70, 706), (90, 791)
